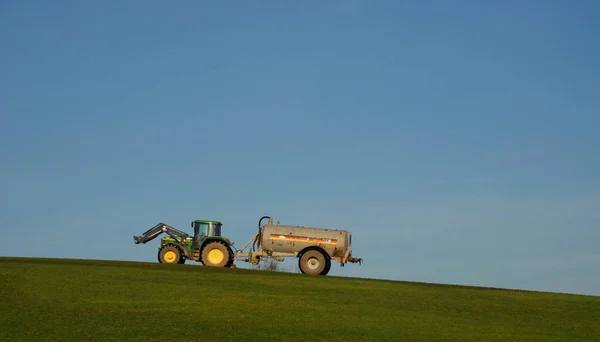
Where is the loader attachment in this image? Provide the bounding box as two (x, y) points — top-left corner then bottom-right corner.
(133, 223), (189, 244)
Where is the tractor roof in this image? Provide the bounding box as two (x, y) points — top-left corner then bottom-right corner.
(193, 219), (222, 224)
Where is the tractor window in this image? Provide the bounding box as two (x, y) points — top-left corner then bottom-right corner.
(209, 223), (221, 237)
(194, 222), (220, 237)
(198, 223), (208, 237)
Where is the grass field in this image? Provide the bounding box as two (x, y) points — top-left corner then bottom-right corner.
(1, 257), (599, 341)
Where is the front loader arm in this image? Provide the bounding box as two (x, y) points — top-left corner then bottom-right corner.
(133, 223), (189, 245)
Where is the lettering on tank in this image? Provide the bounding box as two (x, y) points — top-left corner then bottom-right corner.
(269, 234), (338, 245)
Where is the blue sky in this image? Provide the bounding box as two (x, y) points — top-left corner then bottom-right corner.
(1, 0), (599, 296)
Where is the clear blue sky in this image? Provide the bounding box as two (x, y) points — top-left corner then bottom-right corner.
(1, 1), (599, 296)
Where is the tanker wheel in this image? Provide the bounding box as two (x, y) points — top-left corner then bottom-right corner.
(158, 246), (182, 264)
(299, 250), (327, 276)
(201, 241), (231, 267)
(320, 257), (331, 276)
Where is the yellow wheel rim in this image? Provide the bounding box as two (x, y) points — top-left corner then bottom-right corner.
(207, 249), (224, 264)
(164, 250), (177, 263)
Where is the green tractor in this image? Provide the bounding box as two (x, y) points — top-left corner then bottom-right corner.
(133, 219), (234, 267)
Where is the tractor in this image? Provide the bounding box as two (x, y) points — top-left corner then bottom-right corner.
(133, 219), (234, 267)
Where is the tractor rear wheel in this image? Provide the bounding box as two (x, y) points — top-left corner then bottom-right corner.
(158, 246), (182, 264)
(201, 241), (231, 267)
(299, 249), (328, 275)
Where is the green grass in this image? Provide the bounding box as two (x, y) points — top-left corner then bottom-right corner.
(1, 257), (599, 341)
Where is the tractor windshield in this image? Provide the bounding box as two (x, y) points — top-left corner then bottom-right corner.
(194, 222), (208, 237)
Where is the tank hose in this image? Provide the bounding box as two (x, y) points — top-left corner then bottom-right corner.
(254, 216), (271, 252)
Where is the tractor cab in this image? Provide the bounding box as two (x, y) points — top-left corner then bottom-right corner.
(191, 220), (222, 245)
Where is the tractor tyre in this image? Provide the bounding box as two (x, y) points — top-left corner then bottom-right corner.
(158, 246), (182, 264)
(225, 246), (235, 268)
(201, 241), (231, 267)
(298, 249), (328, 276)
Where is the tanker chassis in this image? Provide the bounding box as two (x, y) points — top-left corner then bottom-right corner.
(233, 216), (362, 276)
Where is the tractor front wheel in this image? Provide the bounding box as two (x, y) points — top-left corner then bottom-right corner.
(158, 246), (183, 264)
(201, 241), (232, 267)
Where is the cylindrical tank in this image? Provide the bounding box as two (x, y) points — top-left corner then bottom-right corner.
(260, 223), (350, 258)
